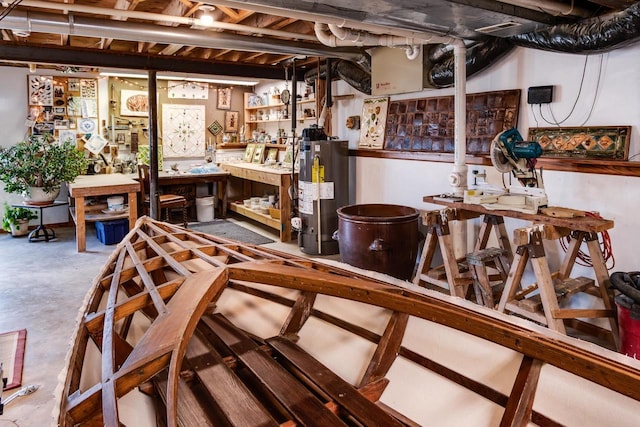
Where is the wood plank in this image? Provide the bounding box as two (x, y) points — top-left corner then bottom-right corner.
(423, 195), (614, 233)
(202, 315), (348, 426)
(153, 369), (216, 427)
(185, 329), (278, 426)
(518, 277), (594, 313)
(268, 336), (405, 427)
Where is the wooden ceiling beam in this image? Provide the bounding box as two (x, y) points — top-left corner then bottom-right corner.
(217, 6), (241, 21)
(0, 41), (306, 80)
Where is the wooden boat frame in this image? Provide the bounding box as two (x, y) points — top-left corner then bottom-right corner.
(56, 217), (640, 426)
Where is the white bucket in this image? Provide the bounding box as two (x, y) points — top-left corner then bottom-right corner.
(107, 196), (124, 210)
(195, 196), (215, 222)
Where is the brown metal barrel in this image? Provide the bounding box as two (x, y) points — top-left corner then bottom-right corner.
(336, 204), (420, 280)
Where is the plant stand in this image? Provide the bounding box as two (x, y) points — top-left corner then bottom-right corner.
(12, 201), (68, 242)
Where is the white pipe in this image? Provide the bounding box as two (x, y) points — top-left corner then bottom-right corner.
(449, 40), (467, 197)
(0, 10), (360, 60)
(12, 0), (319, 42)
(405, 45), (421, 60)
(315, 22), (448, 49)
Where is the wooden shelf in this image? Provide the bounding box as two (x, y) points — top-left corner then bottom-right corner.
(229, 202), (280, 229)
(350, 149), (493, 166)
(69, 206), (129, 223)
(350, 149), (640, 177)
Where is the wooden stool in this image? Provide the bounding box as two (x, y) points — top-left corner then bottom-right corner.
(466, 247), (510, 308)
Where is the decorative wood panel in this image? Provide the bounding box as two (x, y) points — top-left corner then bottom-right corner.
(383, 89), (520, 154)
(527, 126), (630, 160)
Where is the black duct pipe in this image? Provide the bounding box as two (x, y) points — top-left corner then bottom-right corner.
(510, 2), (640, 53)
(319, 2), (640, 94)
(429, 38), (515, 88)
(303, 60), (371, 95)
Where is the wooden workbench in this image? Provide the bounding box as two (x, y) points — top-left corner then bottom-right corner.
(416, 195), (618, 348)
(68, 174), (139, 252)
(221, 162), (297, 242)
(156, 170), (230, 218)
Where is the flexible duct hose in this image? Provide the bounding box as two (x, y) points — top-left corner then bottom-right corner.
(510, 2), (640, 53)
(320, 2), (640, 93)
(429, 38), (514, 88)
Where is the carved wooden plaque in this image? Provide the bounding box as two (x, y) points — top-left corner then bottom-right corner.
(527, 126), (630, 160)
(383, 89), (520, 154)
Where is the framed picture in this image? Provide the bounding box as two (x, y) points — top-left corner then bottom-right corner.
(54, 119), (69, 129)
(243, 143), (256, 162)
(120, 90), (149, 117)
(266, 147), (278, 162)
(217, 87), (231, 110)
(67, 78), (80, 92)
(53, 107), (66, 115)
(252, 144), (265, 163)
(225, 111), (239, 132)
(207, 120), (223, 136)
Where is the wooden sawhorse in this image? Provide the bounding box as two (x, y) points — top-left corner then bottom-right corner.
(413, 208), (513, 298)
(497, 225), (619, 349)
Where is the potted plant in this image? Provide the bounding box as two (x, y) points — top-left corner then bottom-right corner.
(2, 203), (37, 236)
(0, 134), (88, 204)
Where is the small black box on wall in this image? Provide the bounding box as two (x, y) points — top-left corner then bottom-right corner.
(527, 85), (554, 104)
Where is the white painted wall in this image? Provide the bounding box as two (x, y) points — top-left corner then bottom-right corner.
(329, 45), (640, 277)
(2, 45), (639, 277)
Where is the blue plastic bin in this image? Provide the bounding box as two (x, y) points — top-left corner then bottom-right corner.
(95, 219), (129, 245)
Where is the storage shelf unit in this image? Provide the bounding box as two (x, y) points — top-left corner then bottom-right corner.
(221, 162), (297, 241)
(243, 81), (323, 141)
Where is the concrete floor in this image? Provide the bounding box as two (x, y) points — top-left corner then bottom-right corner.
(0, 217), (314, 427)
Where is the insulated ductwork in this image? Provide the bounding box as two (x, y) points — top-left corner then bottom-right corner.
(510, 1), (640, 53)
(332, 1), (640, 93)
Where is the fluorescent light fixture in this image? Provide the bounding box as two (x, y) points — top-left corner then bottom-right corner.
(99, 71), (258, 86)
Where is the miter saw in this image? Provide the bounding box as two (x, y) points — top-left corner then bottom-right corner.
(468, 128), (547, 213)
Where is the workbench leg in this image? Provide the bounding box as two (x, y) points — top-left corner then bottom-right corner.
(494, 217), (514, 263)
(530, 253), (567, 334)
(439, 230), (465, 298)
(557, 231), (582, 280)
(474, 215), (513, 263)
(76, 196), (86, 252)
(475, 215), (494, 251)
(586, 236), (620, 349)
(279, 174), (292, 242)
(497, 246), (529, 313)
(127, 191), (138, 229)
(412, 229), (438, 286)
(218, 180), (227, 217)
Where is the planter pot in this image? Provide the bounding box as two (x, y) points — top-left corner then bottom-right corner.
(10, 219), (30, 237)
(23, 186), (60, 205)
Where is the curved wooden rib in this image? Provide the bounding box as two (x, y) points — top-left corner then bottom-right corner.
(57, 217), (640, 426)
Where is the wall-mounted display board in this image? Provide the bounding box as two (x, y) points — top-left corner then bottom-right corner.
(27, 75), (99, 143)
(527, 126), (630, 160)
(382, 89), (520, 154)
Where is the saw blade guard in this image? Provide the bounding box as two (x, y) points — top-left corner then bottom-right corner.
(490, 128), (542, 172)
